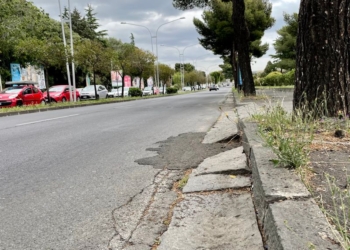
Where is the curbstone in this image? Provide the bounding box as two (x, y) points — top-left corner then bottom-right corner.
(265, 199), (342, 250)
(235, 98), (342, 250)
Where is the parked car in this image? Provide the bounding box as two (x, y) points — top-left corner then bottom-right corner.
(43, 85), (80, 102)
(209, 85), (219, 91)
(142, 86), (159, 96)
(0, 81), (45, 108)
(113, 87), (129, 97)
(107, 88), (120, 98)
(159, 86), (167, 94)
(80, 85), (108, 100)
(182, 86), (192, 91)
(76, 88), (84, 94)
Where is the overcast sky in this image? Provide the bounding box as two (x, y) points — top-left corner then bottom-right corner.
(30, 0), (300, 73)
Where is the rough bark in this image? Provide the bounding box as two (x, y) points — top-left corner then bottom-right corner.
(232, 0), (256, 96)
(231, 42), (238, 89)
(294, 0), (350, 117)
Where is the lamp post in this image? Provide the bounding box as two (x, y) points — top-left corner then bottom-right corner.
(160, 43), (197, 89)
(58, 0), (73, 102)
(160, 45), (181, 88)
(120, 18), (185, 88)
(68, 0), (76, 102)
(120, 22), (157, 87)
(155, 17), (185, 87)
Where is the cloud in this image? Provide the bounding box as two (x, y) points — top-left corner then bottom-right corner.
(30, 0), (299, 72)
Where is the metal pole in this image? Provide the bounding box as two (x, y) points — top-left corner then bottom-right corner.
(58, 0), (72, 101)
(155, 17), (185, 87)
(68, 0), (76, 102)
(120, 22), (157, 88)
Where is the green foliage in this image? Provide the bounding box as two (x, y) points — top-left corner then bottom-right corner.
(158, 64), (175, 85)
(210, 71), (222, 84)
(175, 63), (195, 72)
(219, 62), (233, 80)
(261, 61), (276, 77)
(75, 39), (111, 80)
(63, 4), (107, 41)
(172, 72), (181, 86)
(185, 70), (206, 85)
(130, 33), (135, 45)
(129, 87), (142, 97)
(323, 175), (350, 248)
(166, 87), (178, 94)
(263, 71), (282, 86)
(0, 0), (63, 81)
(271, 13), (298, 71)
(193, 0), (275, 60)
(252, 104), (313, 169)
(258, 70), (295, 86)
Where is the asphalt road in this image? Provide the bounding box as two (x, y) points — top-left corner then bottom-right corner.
(0, 88), (231, 250)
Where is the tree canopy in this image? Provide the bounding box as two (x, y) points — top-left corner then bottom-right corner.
(271, 13), (298, 71)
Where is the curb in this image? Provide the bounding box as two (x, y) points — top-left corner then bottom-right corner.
(234, 92), (342, 250)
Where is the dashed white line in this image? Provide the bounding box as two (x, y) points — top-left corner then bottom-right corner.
(16, 114), (80, 127)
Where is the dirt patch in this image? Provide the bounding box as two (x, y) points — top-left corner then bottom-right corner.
(308, 132), (350, 231)
(136, 132), (241, 170)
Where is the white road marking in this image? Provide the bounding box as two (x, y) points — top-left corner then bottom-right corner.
(16, 114), (80, 127)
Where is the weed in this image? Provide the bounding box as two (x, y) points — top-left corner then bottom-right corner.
(178, 175), (190, 190)
(322, 174), (350, 249)
(252, 102), (314, 169)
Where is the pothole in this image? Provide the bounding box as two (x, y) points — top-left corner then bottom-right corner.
(135, 132), (241, 170)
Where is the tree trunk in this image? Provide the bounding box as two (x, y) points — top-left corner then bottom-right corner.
(121, 75), (125, 98)
(45, 67), (51, 104)
(231, 42), (238, 89)
(93, 71), (98, 100)
(232, 0), (256, 96)
(294, 0), (350, 117)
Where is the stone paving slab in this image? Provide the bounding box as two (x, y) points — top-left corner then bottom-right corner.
(194, 146), (250, 176)
(183, 174), (251, 193)
(202, 110), (238, 144)
(157, 192), (264, 250)
(265, 199), (342, 250)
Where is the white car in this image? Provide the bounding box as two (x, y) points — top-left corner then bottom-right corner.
(182, 86), (192, 91)
(107, 88), (130, 97)
(80, 85), (108, 100)
(142, 86), (153, 96)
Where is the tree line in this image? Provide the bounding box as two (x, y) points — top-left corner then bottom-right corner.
(173, 0), (350, 117)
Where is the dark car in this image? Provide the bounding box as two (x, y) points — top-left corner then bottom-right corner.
(209, 85), (219, 91)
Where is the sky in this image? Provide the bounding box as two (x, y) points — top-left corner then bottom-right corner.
(30, 0), (300, 73)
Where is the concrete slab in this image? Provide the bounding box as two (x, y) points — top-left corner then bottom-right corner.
(183, 174), (251, 193)
(157, 192), (264, 250)
(265, 199), (342, 250)
(194, 146), (250, 176)
(246, 135), (311, 223)
(202, 110), (238, 144)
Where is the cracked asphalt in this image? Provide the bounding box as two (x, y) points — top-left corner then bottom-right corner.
(136, 132), (238, 170)
(0, 88), (236, 249)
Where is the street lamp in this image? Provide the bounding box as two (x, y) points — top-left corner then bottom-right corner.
(120, 22), (157, 87)
(155, 17), (185, 87)
(58, 0), (73, 102)
(160, 43), (197, 89)
(120, 17), (185, 88)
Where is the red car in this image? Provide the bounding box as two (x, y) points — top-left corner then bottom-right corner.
(43, 85), (80, 102)
(0, 81), (45, 108)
